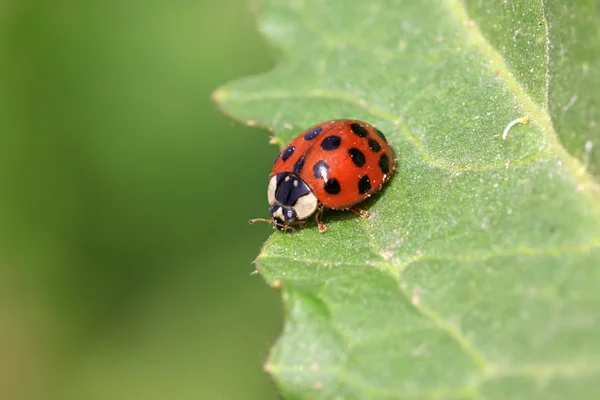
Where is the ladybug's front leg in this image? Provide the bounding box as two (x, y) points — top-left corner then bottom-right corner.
(315, 207), (327, 233)
(282, 224), (297, 233)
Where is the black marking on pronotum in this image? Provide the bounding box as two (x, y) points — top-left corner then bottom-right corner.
(304, 126), (323, 140)
(321, 135), (341, 150)
(375, 129), (388, 143)
(368, 138), (381, 152)
(350, 123), (369, 138)
(281, 146), (295, 161)
(348, 148), (366, 167)
(313, 160), (329, 179)
(274, 173), (311, 206)
(293, 155), (306, 174)
(324, 178), (341, 194)
(358, 175), (371, 194)
(379, 154), (390, 174)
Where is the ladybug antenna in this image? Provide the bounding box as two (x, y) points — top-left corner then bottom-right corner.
(248, 218), (273, 225)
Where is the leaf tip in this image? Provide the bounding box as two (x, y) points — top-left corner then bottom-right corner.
(211, 88), (228, 103)
(269, 135), (283, 146)
(263, 361), (275, 373)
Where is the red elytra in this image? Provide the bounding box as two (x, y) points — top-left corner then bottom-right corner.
(250, 119), (396, 233)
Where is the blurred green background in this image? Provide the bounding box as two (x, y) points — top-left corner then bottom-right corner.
(0, 1), (282, 399)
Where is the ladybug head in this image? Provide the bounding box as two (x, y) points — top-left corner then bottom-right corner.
(268, 173), (318, 228)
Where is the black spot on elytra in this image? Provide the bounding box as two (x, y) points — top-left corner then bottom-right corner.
(313, 160), (329, 179)
(358, 175), (371, 194)
(281, 146), (295, 161)
(368, 138), (381, 152)
(348, 148), (366, 167)
(293, 155), (306, 174)
(375, 129), (388, 143)
(350, 123), (369, 138)
(321, 135), (341, 150)
(379, 153), (390, 174)
(324, 178), (341, 194)
(304, 126), (323, 140)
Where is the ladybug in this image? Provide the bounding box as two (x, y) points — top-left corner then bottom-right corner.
(250, 119), (396, 233)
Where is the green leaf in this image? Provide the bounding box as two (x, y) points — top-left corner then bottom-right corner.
(214, 0), (600, 398)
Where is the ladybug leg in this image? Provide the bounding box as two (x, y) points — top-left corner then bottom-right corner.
(281, 224), (297, 233)
(273, 219), (298, 233)
(296, 220), (308, 227)
(315, 208), (327, 233)
(350, 207), (370, 218)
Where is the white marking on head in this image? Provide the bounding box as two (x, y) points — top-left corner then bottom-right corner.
(284, 176), (290, 181)
(293, 191), (318, 220)
(293, 179), (298, 187)
(272, 206), (285, 221)
(268, 176), (277, 205)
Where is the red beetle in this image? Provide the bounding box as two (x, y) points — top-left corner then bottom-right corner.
(250, 119), (396, 232)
